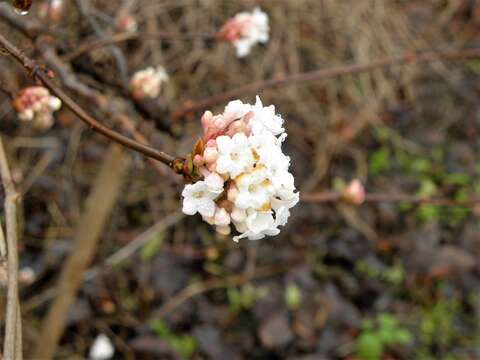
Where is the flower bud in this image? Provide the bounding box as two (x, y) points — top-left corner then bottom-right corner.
(342, 179), (365, 205)
(204, 147), (218, 164)
(231, 207), (246, 222)
(214, 208), (231, 227)
(216, 225), (231, 236)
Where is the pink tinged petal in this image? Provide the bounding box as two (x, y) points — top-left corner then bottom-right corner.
(214, 208), (231, 226)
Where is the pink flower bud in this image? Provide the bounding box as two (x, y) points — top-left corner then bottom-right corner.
(193, 154), (204, 167)
(13, 86), (61, 130)
(206, 139), (216, 148)
(231, 207), (246, 222)
(116, 14), (138, 33)
(203, 147), (218, 164)
(216, 225), (231, 236)
(214, 207), (231, 227)
(201, 111), (213, 127)
(343, 179), (365, 205)
(202, 215), (215, 225)
(226, 119), (248, 137)
(227, 184), (239, 202)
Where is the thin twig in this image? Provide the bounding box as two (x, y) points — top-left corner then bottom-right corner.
(0, 33), (182, 169)
(63, 31), (213, 62)
(153, 264), (287, 319)
(173, 48), (480, 118)
(0, 136), (22, 360)
(301, 191), (480, 207)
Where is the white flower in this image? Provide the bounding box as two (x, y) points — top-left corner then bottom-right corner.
(223, 99), (251, 120)
(234, 166), (275, 210)
(130, 66), (168, 99)
(181, 181), (219, 217)
(233, 209), (279, 241)
(89, 334), (114, 360)
(216, 133), (254, 178)
(181, 95), (298, 242)
(205, 172), (224, 192)
(249, 96), (284, 136)
(218, 7), (269, 58)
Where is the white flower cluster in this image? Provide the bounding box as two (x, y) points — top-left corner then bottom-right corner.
(129, 66), (168, 99)
(182, 96), (299, 241)
(217, 7), (269, 58)
(13, 86), (62, 130)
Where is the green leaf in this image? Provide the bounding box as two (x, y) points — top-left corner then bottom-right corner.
(170, 336), (197, 358)
(285, 283), (302, 310)
(150, 319), (170, 337)
(369, 148), (391, 175)
(410, 158), (432, 173)
(444, 173), (470, 186)
(417, 204), (440, 222)
(394, 328), (413, 345)
(417, 179), (437, 197)
(140, 232), (164, 260)
(356, 332), (383, 360)
(227, 287), (242, 312)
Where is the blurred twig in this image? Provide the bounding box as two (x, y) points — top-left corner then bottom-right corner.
(173, 48), (480, 118)
(0, 136), (22, 359)
(63, 31), (213, 62)
(301, 191), (480, 207)
(33, 144), (130, 360)
(75, 0), (130, 87)
(153, 264), (288, 319)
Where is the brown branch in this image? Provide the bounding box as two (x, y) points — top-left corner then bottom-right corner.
(0, 136), (22, 359)
(301, 191), (480, 207)
(63, 31), (214, 62)
(33, 144), (130, 360)
(0, 33), (182, 169)
(173, 48), (480, 119)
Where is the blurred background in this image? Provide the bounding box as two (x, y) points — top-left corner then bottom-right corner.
(1, 0), (480, 359)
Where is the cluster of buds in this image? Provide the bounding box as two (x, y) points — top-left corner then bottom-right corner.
(217, 7), (269, 58)
(12, 86), (62, 130)
(129, 66), (169, 100)
(181, 96), (299, 241)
